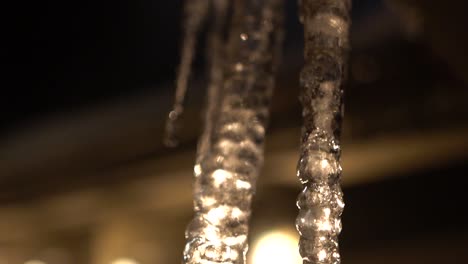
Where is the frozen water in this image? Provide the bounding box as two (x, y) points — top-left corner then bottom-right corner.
(183, 0), (285, 263)
(164, 0), (210, 147)
(296, 0), (351, 263)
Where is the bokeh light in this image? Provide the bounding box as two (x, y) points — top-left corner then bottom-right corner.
(24, 260), (46, 264)
(250, 229), (302, 264)
(111, 258), (139, 264)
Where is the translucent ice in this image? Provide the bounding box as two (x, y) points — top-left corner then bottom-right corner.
(183, 0), (285, 263)
(296, 0), (351, 263)
(164, 0), (210, 147)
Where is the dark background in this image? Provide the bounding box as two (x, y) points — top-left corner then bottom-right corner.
(2, 0), (467, 130)
(0, 0), (468, 263)
(2, 1), (181, 129)
(1, 0), (383, 130)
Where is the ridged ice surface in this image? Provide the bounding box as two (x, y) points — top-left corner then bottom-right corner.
(296, 0), (351, 264)
(183, 0), (284, 264)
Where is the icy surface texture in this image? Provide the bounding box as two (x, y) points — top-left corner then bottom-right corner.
(183, 0), (284, 263)
(164, 0), (210, 147)
(296, 0), (351, 264)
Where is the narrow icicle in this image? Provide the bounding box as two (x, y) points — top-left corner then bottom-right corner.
(164, 0), (210, 147)
(183, 0), (284, 263)
(296, 0), (351, 264)
(196, 0), (229, 160)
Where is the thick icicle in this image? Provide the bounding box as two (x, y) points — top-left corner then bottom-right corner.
(164, 0), (210, 147)
(183, 0), (284, 263)
(296, 0), (351, 264)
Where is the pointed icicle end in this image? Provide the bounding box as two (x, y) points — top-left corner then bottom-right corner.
(163, 106), (184, 148)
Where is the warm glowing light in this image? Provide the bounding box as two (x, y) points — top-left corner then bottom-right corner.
(318, 249), (327, 261)
(224, 234), (247, 246)
(194, 164), (202, 176)
(231, 207), (243, 219)
(212, 169), (231, 186)
(111, 258), (139, 264)
(202, 224), (220, 241)
(200, 196), (216, 207)
(320, 159), (329, 169)
(24, 261), (46, 264)
(234, 63), (244, 72)
(250, 229), (302, 264)
(236, 179), (251, 189)
(206, 206), (228, 224)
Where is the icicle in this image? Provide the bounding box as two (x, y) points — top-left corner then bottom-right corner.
(296, 0), (351, 264)
(164, 0), (210, 147)
(183, 0), (285, 263)
(196, 0), (229, 160)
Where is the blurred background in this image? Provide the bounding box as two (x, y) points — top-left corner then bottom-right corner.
(1, 0), (468, 263)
